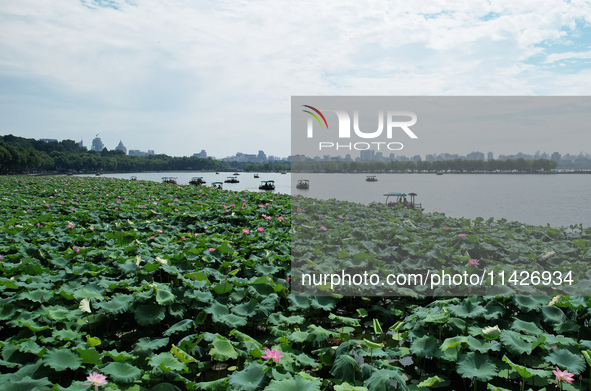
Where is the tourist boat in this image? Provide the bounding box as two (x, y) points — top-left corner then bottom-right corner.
(366, 175), (378, 182)
(130, 176), (137, 181)
(254, 174), (260, 178)
(296, 179), (309, 189)
(95, 173), (101, 176)
(233, 172), (240, 176)
(383, 192), (423, 210)
(211, 181), (223, 189)
(436, 172), (444, 175)
(224, 176), (239, 183)
(281, 171), (287, 174)
(189, 177), (206, 186)
(259, 180), (275, 190)
(161, 177), (178, 184)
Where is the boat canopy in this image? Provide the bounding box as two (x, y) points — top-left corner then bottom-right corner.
(383, 192), (407, 197)
(212, 182), (223, 185)
(260, 180), (275, 183)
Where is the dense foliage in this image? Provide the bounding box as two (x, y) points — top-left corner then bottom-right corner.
(0, 177), (590, 391)
(0, 135), (289, 174)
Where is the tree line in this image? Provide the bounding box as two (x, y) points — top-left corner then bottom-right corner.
(0, 135), (289, 174)
(292, 158), (558, 173)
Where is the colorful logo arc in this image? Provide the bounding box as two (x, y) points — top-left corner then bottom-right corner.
(302, 105), (328, 129)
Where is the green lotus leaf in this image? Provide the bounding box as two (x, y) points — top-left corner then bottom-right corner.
(17, 339), (44, 356)
(501, 355), (549, 379)
(287, 295), (310, 310)
(310, 296), (337, 311)
(265, 375), (322, 391)
(18, 289), (53, 302)
(194, 378), (228, 391)
(512, 296), (544, 312)
(541, 306), (565, 324)
(148, 384), (183, 391)
(228, 362), (268, 391)
(99, 294), (134, 314)
(73, 286), (104, 301)
(410, 335), (438, 357)
(511, 319), (543, 335)
(363, 369), (408, 391)
(334, 382), (368, 391)
(440, 336), (468, 351)
(467, 337), (501, 353)
(53, 329), (82, 341)
(101, 361), (143, 383)
(287, 331), (310, 343)
(149, 352), (185, 372)
(209, 336), (238, 361)
(104, 349), (137, 362)
(0, 375), (53, 391)
(457, 352), (498, 381)
(213, 281), (233, 295)
(447, 300), (486, 318)
(134, 304), (166, 326)
(42, 348), (82, 371)
(482, 325), (501, 340)
(156, 288), (176, 306)
(73, 347), (102, 365)
(219, 313), (248, 328)
(499, 330), (536, 355)
(583, 350), (591, 367)
(134, 337), (170, 353)
(329, 354), (358, 383)
(170, 344), (197, 364)
(544, 348), (586, 374)
(163, 319), (194, 336)
(417, 376), (444, 388)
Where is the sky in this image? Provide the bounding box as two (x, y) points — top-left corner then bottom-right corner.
(1, 0), (591, 159)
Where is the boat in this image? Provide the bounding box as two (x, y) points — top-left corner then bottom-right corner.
(383, 192), (423, 210)
(254, 174), (260, 178)
(366, 175), (378, 182)
(95, 173), (101, 176)
(161, 177), (178, 184)
(224, 176), (239, 183)
(436, 172), (444, 175)
(211, 181), (223, 189)
(296, 179), (309, 189)
(233, 173), (240, 176)
(130, 176), (137, 181)
(215, 172), (219, 174)
(259, 180), (275, 190)
(281, 171), (287, 174)
(189, 177), (206, 186)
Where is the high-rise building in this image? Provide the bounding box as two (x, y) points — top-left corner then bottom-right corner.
(115, 141), (127, 155)
(487, 152), (493, 161)
(91, 135), (105, 152)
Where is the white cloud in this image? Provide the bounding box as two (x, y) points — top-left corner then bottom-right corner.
(1, 0), (591, 157)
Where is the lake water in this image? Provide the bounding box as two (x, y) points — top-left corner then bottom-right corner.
(82, 172), (591, 227)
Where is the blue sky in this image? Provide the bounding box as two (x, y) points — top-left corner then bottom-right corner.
(1, 0), (591, 158)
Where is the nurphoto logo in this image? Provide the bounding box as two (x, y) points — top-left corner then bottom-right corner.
(302, 105), (418, 151)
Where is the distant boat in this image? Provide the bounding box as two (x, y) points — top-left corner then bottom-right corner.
(189, 177), (206, 185)
(254, 174), (260, 178)
(130, 176), (137, 181)
(296, 179), (309, 189)
(436, 172), (444, 175)
(259, 180), (275, 190)
(95, 173), (101, 176)
(281, 171), (287, 174)
(383, 192), (423, 210)
(233, 172), (240, 175)
(211, 181), (223, 189)
(224, 176), (239, 183)
(366, 175), (378, 182)
(162, 177), (178, 184)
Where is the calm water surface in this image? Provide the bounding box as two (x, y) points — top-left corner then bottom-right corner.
(83, 172), (590, 227)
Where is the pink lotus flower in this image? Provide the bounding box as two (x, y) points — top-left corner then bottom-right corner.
(36, 223), (41, 227)
(242, 229), (250, 235)
(141, 205), (146, 208)
(181, 236), (186, 240)
(149, 236), (155, 240)
(67, 224), (75, 229)
(552, 366), (575, 384)
(443, 225), (448, 230)
(320, 226), (327, 231)
(297, 208), (302, 212)
(262, 348), (285, 362)
(208, 247), (215, 252)
(278, 216), (284, 221)
(257, 227), (264, 232)
(458, 233), (466, 237)
(468, 259), (479, 266)
(0, 255), (3, 261)
(84, 371), (108, 391)
(157, 229), (163, 233)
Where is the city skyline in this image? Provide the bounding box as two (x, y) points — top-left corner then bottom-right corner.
(3, 2), (591, 158)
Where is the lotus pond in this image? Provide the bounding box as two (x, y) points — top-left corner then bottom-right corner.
(0, 176), (590, 391)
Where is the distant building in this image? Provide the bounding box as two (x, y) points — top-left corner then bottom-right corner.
(551, 152), (561, 162)
(78, 139), (84, 148)
(257, 150), (267, 160)
(128, 150), (146, 157)
(115, 141), (127, 155)
(487, 152), (493, 161)
(192, 150), (207, 158)
(40, 138), (58, 143)
(147, 150), (155, 156)
(91, 135), (105, 152)
(359, 150), (375, 162)
(466, 151), (485, 161)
